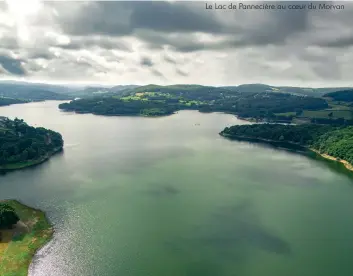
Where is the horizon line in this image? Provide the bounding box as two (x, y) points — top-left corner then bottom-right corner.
(0, 79), (352, 89)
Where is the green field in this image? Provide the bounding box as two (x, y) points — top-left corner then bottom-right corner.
(114, 92), (205, 108)
(0, 200), (53, 276)
(119, 95), (147, 101)
(301, 110), (353, 120)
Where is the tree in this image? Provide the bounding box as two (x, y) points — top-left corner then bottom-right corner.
(0, 203), (20, 229)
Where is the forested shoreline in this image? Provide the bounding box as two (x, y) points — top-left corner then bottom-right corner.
(0, 117), (64, 171)
(220, 124), (353, 170)
(0, 98), (29, 107)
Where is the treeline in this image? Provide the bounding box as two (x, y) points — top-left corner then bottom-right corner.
(324, 90), (353, 102)
(0, 118), (63, 166)
(0, 97), (28, 106)
(220, 124), (353, 165)
(199, 92), (328, 117)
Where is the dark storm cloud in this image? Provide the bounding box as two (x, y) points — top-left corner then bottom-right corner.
(129, 2), (223, 34)
(233, 6), (309, 46)
(58, 1), (223, 36)
(317, 36), (353, 48)
(53, 1), (315, 53)
(140, 56), (154, 67)
(0, 55), (26, 75)
(137, 31), (207, 52)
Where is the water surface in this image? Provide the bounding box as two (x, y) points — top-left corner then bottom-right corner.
(0, 101), (352, 276)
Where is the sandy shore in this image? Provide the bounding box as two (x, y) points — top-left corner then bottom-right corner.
(310, 149), (353, 172)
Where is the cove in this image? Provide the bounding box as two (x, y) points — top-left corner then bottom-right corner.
(0, 101), (353, 276)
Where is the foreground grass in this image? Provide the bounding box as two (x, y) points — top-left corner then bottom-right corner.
(0, 200), (53, 276)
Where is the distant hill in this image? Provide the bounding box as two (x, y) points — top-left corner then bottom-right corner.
(109, 85), (139, 93)
(224, 84), (273, 93)
(68, 85), (139, 98)
(0, 81), (140, 100)
(0, 82), (73, 101)
(324, 90), (353, 102)
(131, 84), (230, 93)
(1, 81), (352, 100)
(0, 80), (77, 94)
(127, 83), (353, 98)
(68, 86), (111, 97)
(0, 97), (29, 106)
(223, 84), (352, 97)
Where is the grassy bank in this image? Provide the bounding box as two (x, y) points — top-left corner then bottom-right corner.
(0, 200), (53, 276)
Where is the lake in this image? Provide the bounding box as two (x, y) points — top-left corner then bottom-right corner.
(1, 101), (353, 276)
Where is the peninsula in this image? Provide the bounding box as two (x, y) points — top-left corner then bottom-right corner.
(0, 117), (64, 172)
(220, 124), (353, 172)
(58, 84), (333, 121)
(0, 97), (29, 107)
(0, 200), (53, 276)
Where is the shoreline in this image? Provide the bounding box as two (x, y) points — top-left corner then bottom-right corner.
(0, 147), (63, 173)
(310, 148), (353, 172)
(59, 106), (289, 124)
(0, 200), (53, 276)
(220, 132), (353, 172)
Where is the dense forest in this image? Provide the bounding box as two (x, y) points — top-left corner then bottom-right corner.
(198, 92), (328, 118)
(220, 124), (353, 166)
(59, 97), (178, 116)
(324, 90), (353, 102)
(0, 117), (64, 170)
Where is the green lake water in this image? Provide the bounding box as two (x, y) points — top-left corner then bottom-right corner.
(0, 101), (353, 276)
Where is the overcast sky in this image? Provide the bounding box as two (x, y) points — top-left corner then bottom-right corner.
(0, 0), (352, 87)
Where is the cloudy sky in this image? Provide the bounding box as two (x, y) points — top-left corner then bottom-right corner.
(0, 0), (352, 87)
